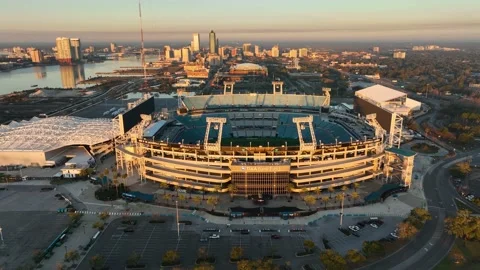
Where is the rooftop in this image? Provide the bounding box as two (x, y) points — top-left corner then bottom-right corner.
(355, 84), (407, 103)
(385, 147), (417, 157)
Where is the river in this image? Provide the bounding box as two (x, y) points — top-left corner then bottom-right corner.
(0, 56), (159, 95)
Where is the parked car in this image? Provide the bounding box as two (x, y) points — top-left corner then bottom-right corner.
(124, 227), (135, 233)
(348, 225), (360, 232)
(271, 234), (281, 239)
(370, 223), (378, 229)
(209, 234), (220, 239)
(199, 237), (208, 242)
(390, 232), (399, 238)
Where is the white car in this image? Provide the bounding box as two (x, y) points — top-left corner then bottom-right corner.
(209, 234), (220, 239)
(348, 225), (360, 232)
(390, 232), (399, 238)
(370, 223), (379, 229)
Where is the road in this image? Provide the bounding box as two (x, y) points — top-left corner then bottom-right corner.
(363, 150), (479, 270)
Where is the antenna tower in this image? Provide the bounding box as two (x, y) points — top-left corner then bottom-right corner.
(138, 0), (148, 90)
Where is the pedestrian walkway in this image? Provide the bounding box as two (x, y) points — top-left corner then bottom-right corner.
(40, 215), (104, 270)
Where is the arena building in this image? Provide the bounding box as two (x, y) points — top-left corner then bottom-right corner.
(116, 82), (415, 196)
(0, 116), (116, 169)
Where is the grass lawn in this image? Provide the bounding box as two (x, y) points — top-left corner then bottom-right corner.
(435, 239), (480, 270)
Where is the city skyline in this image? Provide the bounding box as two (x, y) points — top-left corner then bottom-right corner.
(0, 0), (479, 43)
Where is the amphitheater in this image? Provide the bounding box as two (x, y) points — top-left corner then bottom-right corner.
(115, 82), (414, 196)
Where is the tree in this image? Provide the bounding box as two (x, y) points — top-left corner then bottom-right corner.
(341, 185), (348, 192)
(92, 221), (104, 231)
(160, 182), (169, 194)
(303, 195), (316, 209)
(67, 212), (82, 224)
(327, 186), (335, 198)
(126, 251), (141, 267)
(32, 249), (43, 264)
(201, 186), (206, 201)
(55, 263), (66, 270)
(206, 197), (219, 210)
(230, 246), (244, 261)
(314, 187), (321, 199)
(362, 241), (385, 257)
(178, 194), (187, 206)
(351, 192), (360, 204)
(193, 196), (202, 208)
(345, 249), (366, 265)
(79, 169), (89, 178)
(237, 260), (253, 270)
(352, 182), (360, 192)
(450, 161), (472, 179)
(174, 185), (179, 197)
(98, 211), (109, 221)
(445, 210), (480, 241)
(407, 207), (432, 229)
(303, 240), (315, 252)
(162, 250), (180, 264)
(320, 250), (347, 270)
(397, 222), (418, 239)
(286, 183), (295, 199)
(194, 265), (215, 270)
(335, 193), (345, 206)
(64, 250), (80, 265)
(198, 247), (208, 260)
(228, 184), (238, 201)
(89, 254), (105, 270)
(112, 177), (120, 198)
(163, 194), (172, 205)
(321, 196), (330, 209)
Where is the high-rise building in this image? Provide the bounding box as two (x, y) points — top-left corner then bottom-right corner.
(56, 37), (73, 64)
(181, 47), (191, 63)
(88, 46), (95, 53)
(299, 48), (308, 57)
(70, 38), (82, 61)
(254, 45), (260, 56)
(209, 30), (217, 53)
(192, 33), (200, 52)
(243, 43), (252, 53)
(110, 43), (117, 52)
(271, 45), (279, 57)
(373, 46), (380, 53)
(216, 38), (219, 53)
(218, 47), (226, 58)
(289, 49), (298, 58)
(393, 51), (406, 59)
(173, 49), (182, 59)
(231, 48), (237, 57)
(30, 49), (44, 63)
(164, 45), (172, 59)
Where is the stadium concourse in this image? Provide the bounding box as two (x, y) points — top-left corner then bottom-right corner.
(115, 82), (416, 196)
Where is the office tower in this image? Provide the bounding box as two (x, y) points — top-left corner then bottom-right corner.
(110, 43), (117, 52)
(218, 47), (226, 58)
(393, 51), (406, 59)
(56, 37), (73, 64)
(231, 48), (237, 57)
(164, 46), (172, 59)
(243, 43), (252, 53)
(88, 46), (95, 53)
(30, 49), (44, 63)
(181, 47), (191, 63)
(70, 38), (81, 61)
(192, 33), (200, 52)
(173, 49), (182, 59)
(299, 48), (308, 57)
(289, 49), (298, 58)
(373, 46), (380, 53)
(209, 30), (216, 53)
(271, 45), (279, 57)
(216, 38), (219, 53)
(254, 45), (260, 56)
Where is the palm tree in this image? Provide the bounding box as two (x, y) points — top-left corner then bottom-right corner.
(353, 182), (360, 192)
(174, 186), (179, 197)
(321, 196), (330, 209)
(160, 182), (169, 194)
(341, 185), (348, 192)
(206, 197), (218, 210)
(186, 187), (192, 199)
(112, 177), (120, 198)
(287, 183), (295, 200)
(227, 184), (237, 201)
(178, 194), (186, 207)
(351, 192), (360, 205)
(328, 186), (335, 198)
(314, 187), (321, 199)
(335, 193), (345, 206)
(303, 195), (316, 210)
(163, 194), (172, 205)
(201, 186), (206, 201)
(192, 196), (202, 208)
(121, 173), (128, 186)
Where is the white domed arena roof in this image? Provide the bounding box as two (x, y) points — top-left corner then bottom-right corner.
(231, 63), (265, 71)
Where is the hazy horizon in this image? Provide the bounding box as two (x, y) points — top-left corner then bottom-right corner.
(0, 0), (479, 44)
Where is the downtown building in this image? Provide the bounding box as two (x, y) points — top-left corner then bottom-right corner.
(55, 37), (82, 65)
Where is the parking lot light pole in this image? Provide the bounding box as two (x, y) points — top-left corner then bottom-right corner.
(176, 200), (180, 240)
(339, 192), (345, 228)
(0, 227), (5, 248)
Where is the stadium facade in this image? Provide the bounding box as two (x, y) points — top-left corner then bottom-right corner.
(116, 82), (415, 196)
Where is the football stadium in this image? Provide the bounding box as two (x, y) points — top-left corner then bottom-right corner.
(115, 82), (415, 196)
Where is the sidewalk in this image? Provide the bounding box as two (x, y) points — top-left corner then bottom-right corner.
(40, 215), (104, 270)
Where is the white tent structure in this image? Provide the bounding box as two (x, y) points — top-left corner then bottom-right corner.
(0, 116), (118, 166)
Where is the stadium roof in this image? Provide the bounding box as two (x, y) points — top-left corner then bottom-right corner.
(0, 116), (117, 152)
(230, 63), (266, 71)
(355, 85), (407, 103)
(143, 120), (167, 137)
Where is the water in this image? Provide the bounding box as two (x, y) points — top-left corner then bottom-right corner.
(0, 56), (159, 95)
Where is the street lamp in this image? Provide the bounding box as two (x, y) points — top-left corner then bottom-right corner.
(339, 192), (345, 227)
(0, 227), (4, 247)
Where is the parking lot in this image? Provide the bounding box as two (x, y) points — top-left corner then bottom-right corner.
(78, 214), (403, 269)
(0, 186), (70, 269)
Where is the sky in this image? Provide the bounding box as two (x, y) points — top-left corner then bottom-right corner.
(0, 0), (479, 44)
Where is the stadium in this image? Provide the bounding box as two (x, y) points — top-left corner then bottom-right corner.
(116, 82), (414, 196)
